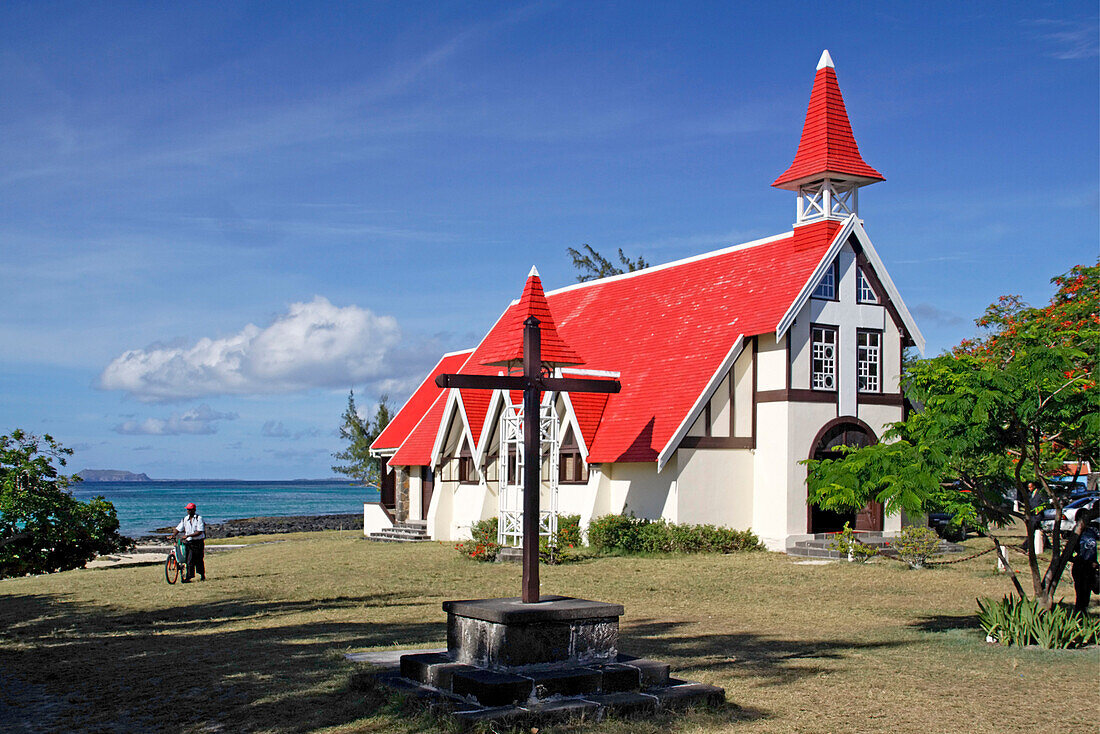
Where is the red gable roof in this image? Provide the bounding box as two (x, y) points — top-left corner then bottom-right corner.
(372, 350), (472, 452)
(389, 220), (843, 467)
(773, 51), (883, 190)
(477, 267), (584, 368)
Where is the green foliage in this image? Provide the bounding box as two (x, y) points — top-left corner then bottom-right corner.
(977, 595), (1100, 649)
(567, 244), (650, 283)
(331, 391), (393, 487)
(806, 262), (1100, 606)
(889, 525), (942, 569)
(0, 429), (132, 578)
(454, 517), (501, 562)
(587, 514), (764, 555)
(555, 513), (582, 548)
(828, 523), (878, 563)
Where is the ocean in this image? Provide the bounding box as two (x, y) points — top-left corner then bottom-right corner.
(70, 479), (380, 538)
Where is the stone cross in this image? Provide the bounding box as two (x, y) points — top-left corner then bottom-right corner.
(436, 316), (620, 603)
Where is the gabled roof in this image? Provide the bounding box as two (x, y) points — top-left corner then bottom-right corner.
(773, 50), (884, 190)
(372, 349), (472, 452)
(477, 267), (584, 368)
(391, 220), (846, 466)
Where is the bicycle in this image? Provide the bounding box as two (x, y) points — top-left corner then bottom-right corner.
(164, 536), (189, 584)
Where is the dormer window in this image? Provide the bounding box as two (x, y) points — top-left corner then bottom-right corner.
(857, 267), (878, 304)
(812, 260), (838, 300)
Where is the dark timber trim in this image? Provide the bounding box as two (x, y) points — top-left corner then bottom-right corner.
(757, 388), (838, 403)
(857, 393), (905, 406)
(680, 436), (754, 450)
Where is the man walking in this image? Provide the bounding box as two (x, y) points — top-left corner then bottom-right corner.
(172, 502), (206, 582)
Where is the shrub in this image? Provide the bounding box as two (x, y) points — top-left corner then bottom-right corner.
(1, 430), (133, 578)
(587, 514), (764, 555)
(977, 595), (1100, 649)
(555, 514), (582, 548)
(829, 523), (877, 563)
(892, 524), (942, 569)
(454, 517), (500, 562)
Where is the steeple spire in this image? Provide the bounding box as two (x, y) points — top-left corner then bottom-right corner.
(478, 268), (584, 369)
(774, 50), (883, 224)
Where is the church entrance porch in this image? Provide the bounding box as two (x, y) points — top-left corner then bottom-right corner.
(806, 418), (883, 534)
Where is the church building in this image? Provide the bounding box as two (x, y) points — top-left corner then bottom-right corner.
(367, 51), (925, 552)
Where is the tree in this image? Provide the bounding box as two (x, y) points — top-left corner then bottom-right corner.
(0, 429), (132, 578)
(331, 391), (392, 487)
(566, 244), (649, 282)
(806, 262), (1099, 610)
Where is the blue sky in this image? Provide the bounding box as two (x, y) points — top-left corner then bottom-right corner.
(1, 2), (1096, 479)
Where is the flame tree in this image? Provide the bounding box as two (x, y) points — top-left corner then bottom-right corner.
(807, 262), (1099, 610)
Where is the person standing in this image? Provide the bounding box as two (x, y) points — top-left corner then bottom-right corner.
(1072, 517), (1098, 614)
(172, 502), (206, 582)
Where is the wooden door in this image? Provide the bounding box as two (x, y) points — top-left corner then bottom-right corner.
(853, 499), (884, 532)
(379, 469), (396, 511)
(420, 467), (434, 521)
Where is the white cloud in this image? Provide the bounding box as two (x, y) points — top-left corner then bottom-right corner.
(912, 303), (966, 328)
(99, 297), (403, 401)
(113, 405), (238, 436)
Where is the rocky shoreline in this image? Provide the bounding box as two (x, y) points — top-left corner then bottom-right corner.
(143, 513), (362, 540)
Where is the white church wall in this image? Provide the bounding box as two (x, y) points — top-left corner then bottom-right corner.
(752, 400), (790, 549)
(733, 347), (753, 436)
(785, 401), (842, 539)
(675, 448), (754, 529)
(408, 472), (422, 520)
(596, 460), (676, 522)
(756, 333), (786, 391)
(709, 374), (732, 437)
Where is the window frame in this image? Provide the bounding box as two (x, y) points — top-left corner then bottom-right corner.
(810, 324), (839, 392)
(856, 328), (883, 394)
(457, 450), (478, 485)
(811, 260), (839, 301)
(558, 427), (589, 484)
(857, 266), (878, 304)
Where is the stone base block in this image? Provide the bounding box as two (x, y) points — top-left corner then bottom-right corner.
(444, 595), (624, 670)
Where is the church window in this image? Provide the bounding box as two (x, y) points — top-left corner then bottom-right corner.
(811, 326), (837, 390)
(458, 453), (477, 484)
(857, 267), (878, 304)
(558, 428), (588, 484)
(812, 260), (838, 300)
(857, 330), (881, 393)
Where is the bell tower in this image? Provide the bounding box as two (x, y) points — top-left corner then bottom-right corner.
(773, 50), (884, 225)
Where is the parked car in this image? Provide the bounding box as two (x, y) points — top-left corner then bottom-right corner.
(928, 512), (968, 542)
(1039, 495), (1099, 533)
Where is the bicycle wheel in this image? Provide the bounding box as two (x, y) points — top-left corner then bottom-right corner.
(165, 552), (178, 584)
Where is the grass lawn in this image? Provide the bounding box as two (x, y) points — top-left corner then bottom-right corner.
(0, 531), (1096, 733)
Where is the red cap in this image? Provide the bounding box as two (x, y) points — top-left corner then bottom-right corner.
(185, 502), (196, 510)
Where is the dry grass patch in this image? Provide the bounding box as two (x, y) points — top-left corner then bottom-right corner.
(0, 531), (1095, 733)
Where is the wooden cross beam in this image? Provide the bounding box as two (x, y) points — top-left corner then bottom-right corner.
(436, 316), (620, 603)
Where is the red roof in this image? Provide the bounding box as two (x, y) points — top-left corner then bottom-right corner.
(773, 52), (883, 190)
(390, 220), (843, 466)
(372, 350), (472, 452)
(477, 267), (584, 368)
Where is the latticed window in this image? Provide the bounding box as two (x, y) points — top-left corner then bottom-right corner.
(811, 326), (837, 390)
(857, 330), (881, 393)
(812, 260), (838, 300)
(857, 267), (877, 304)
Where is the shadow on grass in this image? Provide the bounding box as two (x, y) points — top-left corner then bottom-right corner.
(0, 590), (445, 733)
(908, 613), (981, 634)
(621, 618), (909, 687)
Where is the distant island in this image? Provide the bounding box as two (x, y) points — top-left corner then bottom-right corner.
(77, 469), (152, 482)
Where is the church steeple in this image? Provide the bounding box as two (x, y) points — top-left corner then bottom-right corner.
(773, 50), (883, 225)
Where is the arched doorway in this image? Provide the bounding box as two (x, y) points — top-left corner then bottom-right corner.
(807, 418), (884, 533)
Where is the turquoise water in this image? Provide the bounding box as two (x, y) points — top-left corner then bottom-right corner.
(70, 480), (380, 538)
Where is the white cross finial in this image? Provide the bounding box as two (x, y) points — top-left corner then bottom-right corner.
(817, 49), (834, 70)
(528, 265), (540, 278)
